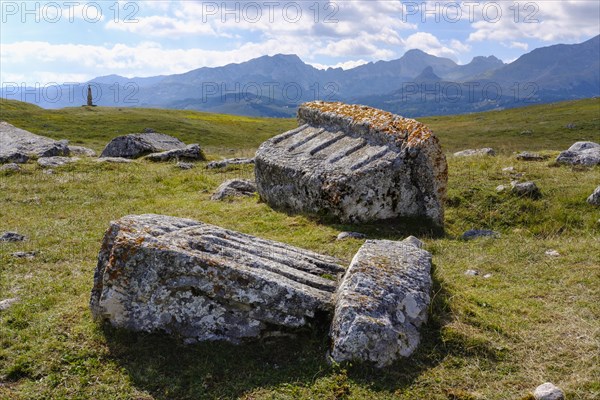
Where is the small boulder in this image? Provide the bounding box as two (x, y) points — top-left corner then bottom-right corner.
(516, 151), (547, 161)
(511, 181), (541, 198)
(145, 144), (205, 162)
(464, 269), (479, 276)
(211, 179), (257, 200)
(100, 131), (187, 159)
(587, 185), (600, 206)
(0, 121), (70, 163)
(502, 166), (515, 172)
(462, 229), (499, 240)
(330, 237), (432, 367)
(177, 161), (195, 170)
(68, 145), (97, 157)
(402, 235), (424, 249)
(545, 249), (560, 257)
(0, 232), (25, 242)
(12, 251), (36, 259)
(37, 156), (78, 168)
(0, 297), (20, 311)
(206, 158), (255, 169)
(336, 231), (366, 241)
(556, 141), (600, 166)
(533, 382), (565, 400)
(496, 185), (507, 193)
(454, 148), (495, 157)
(0, 163), (21, 172)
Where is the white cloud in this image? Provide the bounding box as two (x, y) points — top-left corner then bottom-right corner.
(403, 32), (467, 60)
(509, 41), (529, 51)
(309, 59), (369, 70)
(467, 1), (600, 43)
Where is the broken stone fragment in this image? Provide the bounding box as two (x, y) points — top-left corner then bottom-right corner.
(329, 237), (432, 367)
(90, 214), (345, 343)
(255, 101), (447, 226)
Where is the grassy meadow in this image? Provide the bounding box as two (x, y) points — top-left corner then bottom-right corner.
(0, 98), (599, 399)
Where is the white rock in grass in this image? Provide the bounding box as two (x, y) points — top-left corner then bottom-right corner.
(533, 382), (565, 400)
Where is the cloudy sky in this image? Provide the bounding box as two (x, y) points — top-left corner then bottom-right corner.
(1, 0), (598, 84)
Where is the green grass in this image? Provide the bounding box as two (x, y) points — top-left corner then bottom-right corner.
(1, 98), (599, 399)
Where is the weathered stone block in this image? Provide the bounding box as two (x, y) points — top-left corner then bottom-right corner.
(329, 237), (433, 367)
(90, 214), (345, 343)
(0, 121), (69, 163)
(255, 102), (447, 226)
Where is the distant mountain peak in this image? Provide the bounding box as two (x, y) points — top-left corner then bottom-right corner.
(415, 66), (442, 82)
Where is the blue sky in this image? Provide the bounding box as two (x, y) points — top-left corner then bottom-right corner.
(1, 0), (599, 84)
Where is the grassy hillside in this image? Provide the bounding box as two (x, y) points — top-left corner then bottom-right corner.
(1, 97), (599, 157)
(1, 99), (599, 399)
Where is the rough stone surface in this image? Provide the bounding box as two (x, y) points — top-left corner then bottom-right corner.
(207, 158), (255, 169)
(96, 157), (133, 164)
(453, 148), (495, 157)
(511, 180), (541, 198)
(533, 382), (565, 400)
(255, 102), (447, 226)
(0, 121), (70, 163)
(145, 144), (205, 162)
(516, 151), (547, 161)
(211, 179), (257, 201)
(0, 163), (21, 172)
(90, 214), (345, 343)
(556, 141), (600, 166)
(587, 185), (600, 206)
(0, 232), (25, 242)
(100, 132), (186, 159)
(177, 161), (195, 170)
(69, 145), (97, 157)
(545, 249), (560, 257)
(0, 297), (20, 311)
(12, 251), (36, 259)
(330, 237), (432, 367)
(402, 236), (424, 249)
(336, 232), (367, 241)
(37, 156), (79, 168)
(462, 229), (499, 240)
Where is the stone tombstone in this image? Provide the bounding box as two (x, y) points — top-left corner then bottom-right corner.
(254, 102), (447, 226)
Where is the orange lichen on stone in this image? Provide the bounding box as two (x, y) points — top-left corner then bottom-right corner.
(302, 101), (434, 146)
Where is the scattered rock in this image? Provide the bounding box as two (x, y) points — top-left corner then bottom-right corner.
(496, 185), (507, 193)
(206, 158), (255, 169)
(453, 148), (495, 157)
(255, 102), (448, 226)
(330, 237), (432, 367)
(336, 231), (366, 241)
(402, 235), (424, 249)
(145, 144), (205, 162)
(483, 273), (492, 279)
(516, 151), (547, 161)
(37, 156), (79, 168)
(68, 145), (97, 157)
(533, 382), (565, 400)
(100, 131), (187, 159)
(565, 123), (576, 129)
(556, 141), (600, 166)
(545, 249), (560, 257)
(211, 179), (257, 201)
(502, 166), (515, 172)
(42, 169), (54, 174)
(462, 229), (500, 240)
(177, 161), (195, 170)
(0, 232), (25, 242)
(464, 269), (479, 276)
(511, 180), (541, 198)
(90, 214), (345, 343)
(0, 163), (21, 172)
(0, 121), (70, 164)
(0, 297), (20, 311)
(587, 185), (600, 206)
(96, 157), (133, 164)
(11, 251), (36, 259)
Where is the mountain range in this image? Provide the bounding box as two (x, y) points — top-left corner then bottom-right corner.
(2, 35), (598, 118)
